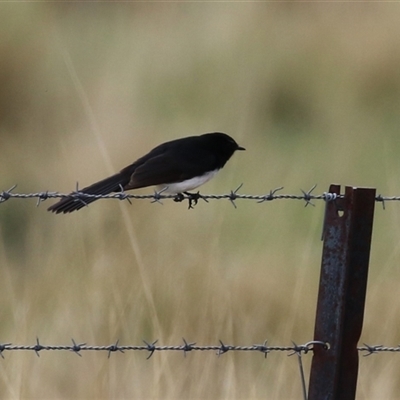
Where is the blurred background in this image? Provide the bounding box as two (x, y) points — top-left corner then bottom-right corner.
(1, 3), (400, 399)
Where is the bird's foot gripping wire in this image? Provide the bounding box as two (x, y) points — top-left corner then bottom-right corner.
(174, 191), (202, 209)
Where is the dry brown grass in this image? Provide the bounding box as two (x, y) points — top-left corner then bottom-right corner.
(1, 3), (400, 399)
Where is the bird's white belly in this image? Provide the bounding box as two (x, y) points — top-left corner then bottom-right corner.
(159, 169), (219, 193)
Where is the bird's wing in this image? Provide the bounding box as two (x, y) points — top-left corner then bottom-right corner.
(124, 151), (216, 190)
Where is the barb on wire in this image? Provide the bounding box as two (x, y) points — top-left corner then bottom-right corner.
(358, 343), (400, 356)
(70, 338), (85, 357)
(301, 184), (317, 207)
(116, 184), (132, 205)
(34, 337), (43, 357)
(143, 339), (158, 359)
(226, 183), (243, 208)
(375, 194), (386, 210)
(360, 343), (383, 357)
(257, 186), (284, 203)
(253, 339), (269, 359)
(0, 342), (11, 359)
(217, 340), (231, 356)
(151, 187), (168, 205)
(108, 339), (124, 358)
(0, 184), (17, 203)
(182, 338), (196, 357)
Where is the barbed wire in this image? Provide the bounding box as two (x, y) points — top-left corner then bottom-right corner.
(0, 184), (395, 209)
(0, 339), (397, 359)
(1, 338), (330, 399)
(0, 339), (327, 359)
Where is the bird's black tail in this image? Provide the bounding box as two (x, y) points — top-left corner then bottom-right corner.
(47, 172), (130, 214)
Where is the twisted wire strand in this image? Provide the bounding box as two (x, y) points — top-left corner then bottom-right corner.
(0, 339), (328, 359)
(1, 184), (392, 209)
(0, 339), (395, 359)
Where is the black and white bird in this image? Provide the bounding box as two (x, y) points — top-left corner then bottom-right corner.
(47, 132), (245, 214)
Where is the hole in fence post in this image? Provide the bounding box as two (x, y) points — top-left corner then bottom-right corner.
(308, 184), (376, 400)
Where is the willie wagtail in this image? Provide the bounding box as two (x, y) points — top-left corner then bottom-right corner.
(47, 132), (245, 213)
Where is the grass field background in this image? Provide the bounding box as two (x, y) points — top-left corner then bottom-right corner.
(1, 3), (400, 399)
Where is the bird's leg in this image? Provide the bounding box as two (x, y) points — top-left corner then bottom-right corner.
(184, 191), (201, 209)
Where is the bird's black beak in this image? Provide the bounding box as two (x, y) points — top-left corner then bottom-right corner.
(237, 146), (246, 151)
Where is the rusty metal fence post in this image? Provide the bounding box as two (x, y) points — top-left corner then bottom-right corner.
(308, 185), (376, 400)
